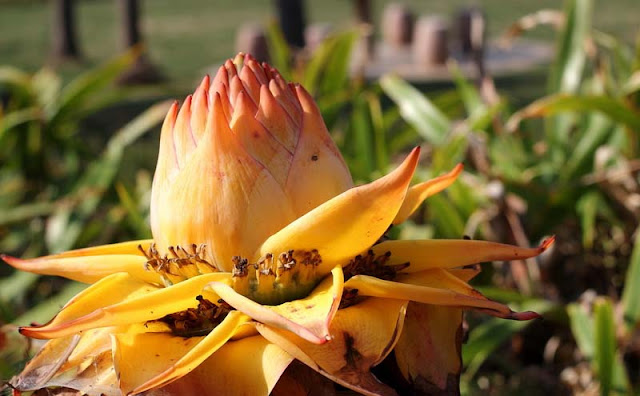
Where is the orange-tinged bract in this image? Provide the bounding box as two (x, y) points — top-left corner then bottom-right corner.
(3, 54), (554, 396)
(150, 55), (353, 272)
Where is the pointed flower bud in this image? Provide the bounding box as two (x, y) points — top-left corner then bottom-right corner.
(150, 54), (353, 271)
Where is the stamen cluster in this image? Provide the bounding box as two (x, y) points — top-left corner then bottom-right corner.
(139, 243), (217, 285)
(343, 250), (410, 281)
(157, 295), (234, 337)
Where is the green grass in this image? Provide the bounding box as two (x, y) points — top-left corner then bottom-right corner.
(1, 0), (638, 93)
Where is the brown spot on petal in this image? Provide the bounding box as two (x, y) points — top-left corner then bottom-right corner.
(343, 332), (363, 368)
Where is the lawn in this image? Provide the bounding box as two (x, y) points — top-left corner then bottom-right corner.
(1, 0), (638, 93)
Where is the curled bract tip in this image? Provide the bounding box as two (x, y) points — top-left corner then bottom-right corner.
(539, 236), (556, 251)
(510, 311), (542, 321)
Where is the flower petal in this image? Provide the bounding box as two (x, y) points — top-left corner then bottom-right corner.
(113, 311), (250, 395)
(448, 266), (481, 282)
(49, 350), (118, 396)
(173, 95), (197, 168)
(151, 101), (179, 193)
(373, 236), (555, 272)
(19, 273), (155, 337)
(257, 297), (408, 396)
(16, 240), (152, 259)
(393, 163), (463, 225)
(20, 273), (231, 339)
(11, 329), (120, 396)
(207, 266), (344, 344)
(2, 253), (159, 285)
(257, 148), (420, 275)
(10, 334), (81, 391)
(229, 90), (292, 186)
(146, 335), (294, 396)
(257, 84), (299, 152)
(345, 274), (538, 320)
(59, 327), (115, 372)
(394, 303), (463, 394)
(283, 85), (353, 216)
(190, 75), (210, 141)
(151, 93), (296, 271)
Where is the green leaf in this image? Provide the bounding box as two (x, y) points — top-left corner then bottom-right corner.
(45, 100), (170, 252)
(622, 225), (640, 330)
(462, 299), (554, 381)
(318, 31), (358, 96)
(576, 192), (602, 249)
(50, 48), (139, 127)
(562, 113), (613, 181)
(507, 94), (640, 132)
(567, 303), (595, 359)
(366, 92), (388, 171)
(13, 282), (87, 326)
(546, 0), (593, 147)
(549, 0), (593, 94)
(31, 68), (62, 117)
(0, 271), (39, 302)
(380, 74), (451, 145)
(350, 95), (375, 178)
(622, 71), (640, 95)
(593, 298), (615, 396)
(0, 66), (32, 99)
(450, 62), (485, 117)
(115, 182), (151, 238)
(302, 30), (358, 95)
(431, 133), (469, 174)
(0, 201), (57, 226)
(462, 319), (529, 380)
(0, 107), (41, 143)
(426, 194), (465, 238)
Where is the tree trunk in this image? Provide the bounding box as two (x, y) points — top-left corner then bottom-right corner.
(353, 0), (373, 61)
(119, 0), (141, 48)
(274, 0), (306, 49)
(116, 0), (163, 85)
(50, 0), (81, 61)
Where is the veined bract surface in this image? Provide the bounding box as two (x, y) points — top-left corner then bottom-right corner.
(3, 53), (553, 396)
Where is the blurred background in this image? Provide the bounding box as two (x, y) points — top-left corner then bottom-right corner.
(1, 0), (639, 395)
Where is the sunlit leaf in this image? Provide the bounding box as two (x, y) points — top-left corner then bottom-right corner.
(593, 298), (615, 396)
(622, 226), (640, 330)
(380, 74), (451, 145)
(507, 94), (640, 132)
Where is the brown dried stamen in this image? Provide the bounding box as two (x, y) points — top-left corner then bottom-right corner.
(339, 288), (363, 309)
(157, 295), (234, 337)
(139, 243), (218, 282)
(342, 250), (409, 281)
(231, 249), (322, 280)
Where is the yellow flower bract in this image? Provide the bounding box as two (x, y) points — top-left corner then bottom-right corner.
(3, 53), (553, 396)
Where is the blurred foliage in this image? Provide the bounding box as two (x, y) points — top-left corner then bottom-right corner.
(377, 0), (640, 394)
(0, 0), (639, 394)
(0, 49), (168, 368)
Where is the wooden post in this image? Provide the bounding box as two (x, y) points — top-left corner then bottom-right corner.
(50, 0), (82, 61)
(413, 16), (450, 67)
(382, 3), (414, 48)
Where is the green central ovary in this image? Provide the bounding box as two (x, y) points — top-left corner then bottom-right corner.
(231, 250), (321, 305)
